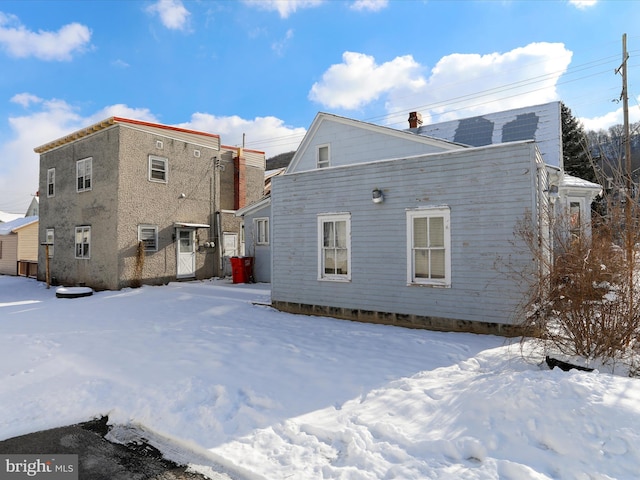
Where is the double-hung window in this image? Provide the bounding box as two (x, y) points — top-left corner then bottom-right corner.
(75, 226), (91, 259)
(407, 207), (451, 286)
(317, 145), (330, 169)
(138, 225), (158, 252)
(47, 168), (55, 197)
(318, 213), (351, 281)
(255, 218), (269, 245)
(76, 158), (92, 192)
(149, 155), (168, 183)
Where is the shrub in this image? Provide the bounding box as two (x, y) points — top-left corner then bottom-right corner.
(518, 200), (640, 373)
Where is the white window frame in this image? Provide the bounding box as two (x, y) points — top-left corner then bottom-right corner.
(254, 217), (269, 246)
(75, 226), (91, 259)
(317, 144), (330, 169)
(47, 168), (55, 197)
(317, 212), (351, 282)
(406, 207), (451, 287)
(76, 158), (92, 192)
(149, 155), (168, 183)
(138, 225), (159, 252)
(45, 228), (54, 257)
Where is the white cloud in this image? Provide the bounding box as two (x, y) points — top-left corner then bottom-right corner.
(350, 0), (389, 12)
(111, 59), (130, 68)
(309, 52), (426, 110)
(85, 105), (159, 124)
(310, 43), (573, 125)
(272, 29), (294, 56)
(569, 0), (597, 9)
(10, 93), (42, 108)
(412, 42), (573, 122)
(0, 100), (160, 213)
(178, 113), (306, 156)
(0, 12), (91, 61)
(243, 0), (324, 19)
(0, 99), (303, 213)
(579, 97), (640, 132)
(0, 99), (82, 212)
(146, 0), (191, 31)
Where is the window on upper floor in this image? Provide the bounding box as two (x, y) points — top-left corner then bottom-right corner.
(317, 145), (330, 169)
(407, 207), (451, 287)
(76, 158), (92, 192)
(47, 168), (55, 197)
(318, 213), (351, 281)
(138, 225), (158, 252)
(149, 155), (168, 183)
(255, 218), (269, 245)
(75, 226), (91, 259)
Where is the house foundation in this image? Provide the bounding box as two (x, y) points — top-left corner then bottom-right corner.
(272, 300), (525, 337)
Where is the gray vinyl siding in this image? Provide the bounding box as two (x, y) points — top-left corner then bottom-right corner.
(271, 140), (540, 326)
(291, 118), (457, 173)
(241, 202), (272, 283)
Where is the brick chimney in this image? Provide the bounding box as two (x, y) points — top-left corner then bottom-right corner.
(408, 111), (423, 129)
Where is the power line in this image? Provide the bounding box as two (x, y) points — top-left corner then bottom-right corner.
(244, 54), (627, 153)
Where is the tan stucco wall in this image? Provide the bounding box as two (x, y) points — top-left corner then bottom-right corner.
(38, 126), (120, 289)
(116, 126), (218, 288)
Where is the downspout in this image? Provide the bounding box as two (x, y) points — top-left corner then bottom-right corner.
(536, 161), (548, 286)
(216, 211), (223, 274)
(214, 154), (223, 276)
(210, 174), (214, 277)
(536, 162), (545, 249)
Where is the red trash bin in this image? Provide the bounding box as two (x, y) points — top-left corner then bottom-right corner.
(231, 256), (254, 284)
(230, 257), (246, 284)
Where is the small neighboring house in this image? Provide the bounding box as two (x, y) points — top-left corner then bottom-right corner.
(267, 103), (601, 335)
(237, 196), (272, 283)
(235, 168), (285, 283)
(0, 216), (39, 277)
(35, 117), (265, 290)
(25, 196), (39, 217)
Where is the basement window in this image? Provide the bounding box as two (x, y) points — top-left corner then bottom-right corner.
(138, 225), (159, 252)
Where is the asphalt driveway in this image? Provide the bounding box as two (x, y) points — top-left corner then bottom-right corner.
(0, 417), (237, 480)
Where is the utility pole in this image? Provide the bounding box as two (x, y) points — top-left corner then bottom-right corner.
(616, 33), (633, 324)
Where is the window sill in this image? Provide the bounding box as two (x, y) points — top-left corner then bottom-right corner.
(407, 281), (451, 288)
(318, 276), (351, 283)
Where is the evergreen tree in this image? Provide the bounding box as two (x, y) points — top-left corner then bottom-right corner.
(561, 102), (597, 183)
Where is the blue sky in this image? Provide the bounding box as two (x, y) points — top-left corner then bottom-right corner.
(0, 0), (638, 213)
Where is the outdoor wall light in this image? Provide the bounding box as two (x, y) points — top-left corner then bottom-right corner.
(372, 188), (384, 203)
(546, 184), (559, 204)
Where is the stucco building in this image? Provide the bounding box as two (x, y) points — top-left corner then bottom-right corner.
(35, 117), (264, 290)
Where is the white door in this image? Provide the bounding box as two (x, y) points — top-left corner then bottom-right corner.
(177, 229), (195, 278)
(223, 233), (238, 258)
(222, 233), (238, 277)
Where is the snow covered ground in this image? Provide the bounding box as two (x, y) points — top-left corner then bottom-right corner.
(1, 275), (639, 479)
